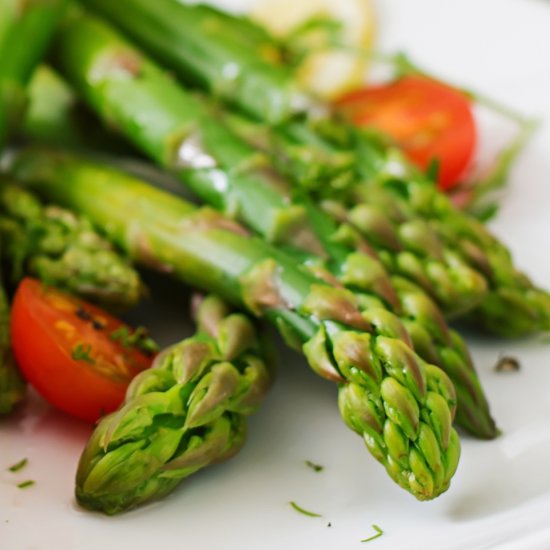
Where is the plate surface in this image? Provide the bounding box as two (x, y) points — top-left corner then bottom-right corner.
(2, 1), (550, 549)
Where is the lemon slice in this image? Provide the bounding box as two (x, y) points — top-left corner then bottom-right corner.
(250, 0), (377, 99)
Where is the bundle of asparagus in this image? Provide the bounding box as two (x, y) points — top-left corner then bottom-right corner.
(81, 0), (550, 337)
(13, 146), (460, 501)
(45, 10), (496, 439)
(2, 0), (546, 516)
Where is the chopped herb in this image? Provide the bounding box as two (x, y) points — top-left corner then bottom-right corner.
(16, 480), (35, 489)
(471, 202), (499, 223)
(284, 16), (343, 67)
(289, 501), (322, 518)
(110, 326), (130, 345)
(8, 458), (28, 472)
(305, 460), (324, 472)
(110, 326), (158, 355)
(71, 343), (95, 364)
(494, 355), (520, 372)
(361, 525), (383, 543)
(425, 158), (440, 182)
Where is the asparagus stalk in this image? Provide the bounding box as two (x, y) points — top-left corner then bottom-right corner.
(46, 14), (495, 438)
(0, 0), (67, 148)
(76, 293), (274, 514)
(19, 65), (133, 153)
(0, 181), (143, 309)
(12, 146), (460, 500)
(0, 264), (25, 415)
(86, 0), (550, 337)
(79, 0), (312, 125)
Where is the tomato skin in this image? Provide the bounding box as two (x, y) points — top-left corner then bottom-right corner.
(10, 278), (154, 422)
(336, 76), (477, 190)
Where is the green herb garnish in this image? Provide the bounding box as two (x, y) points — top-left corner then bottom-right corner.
(16, 480), (35, 489)
(289, 501), (322, 518)
(110, 326), (158, 355)
(305, 460), (324, 472)
(361, 524), (383, 543)
(71, 343), (95, 364)
(8, 458), (28, 472)
(284, 16), (343, 67)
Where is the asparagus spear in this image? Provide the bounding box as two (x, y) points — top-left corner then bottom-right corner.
(0, 0), (67, 148)
(85, 0), (550, 337)
(76, 293), (274, 514)
(45, 15), (495, 438)
(0, 181), (143, 309)
(12, 146), (460, 500)
(0, 263), (25, 415)
(19, 65), (133, 153)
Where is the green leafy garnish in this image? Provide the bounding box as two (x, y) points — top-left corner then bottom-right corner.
(110, 326), (158, 355)
(425, 158), (440, 183)
(289, 501), (322, 518)
(16, 480), (35, 489)
(283, 16), (344, 67)
(71, 343), (95, 364)
(361, 524), (384, 543)
(305, 460), (324, 472)
(8, 458), (28, 472)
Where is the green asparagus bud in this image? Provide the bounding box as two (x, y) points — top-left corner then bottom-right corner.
(12, 146), (460, 500)
(0, 181), (143, 309)
(349, 173), (550, 337)
(391, 277), (496, 438)
(75, 294), (273, 514)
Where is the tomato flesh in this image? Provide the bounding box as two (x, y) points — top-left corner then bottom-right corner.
(10, 278), (154, 422)
(336, 75), (477, 190)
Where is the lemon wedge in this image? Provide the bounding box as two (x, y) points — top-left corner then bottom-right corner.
(250, 0), (377, 99)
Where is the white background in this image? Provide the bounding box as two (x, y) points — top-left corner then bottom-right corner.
(2, 0), (550, 548)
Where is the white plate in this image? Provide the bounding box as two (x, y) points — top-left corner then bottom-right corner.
(2, 0), (550, 548)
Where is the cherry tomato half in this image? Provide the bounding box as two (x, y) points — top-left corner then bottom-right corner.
(336, 75), (477, 190)
(10, 278), (154, 422)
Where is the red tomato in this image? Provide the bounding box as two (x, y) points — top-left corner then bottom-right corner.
(10, 278), (154, 422)
(336, 75), (477, 190)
